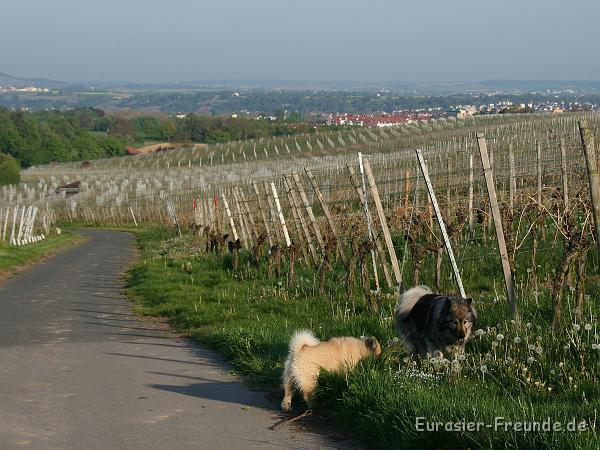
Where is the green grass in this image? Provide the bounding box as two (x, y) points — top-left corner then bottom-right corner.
(0, 231), (83, 278)
(126, 227), (600, 449)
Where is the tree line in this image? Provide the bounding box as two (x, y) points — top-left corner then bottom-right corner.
(0, 108), (125, 167)
(0, 108), (316, 168)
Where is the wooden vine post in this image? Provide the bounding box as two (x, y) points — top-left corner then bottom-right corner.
(361, 158), (403, 289)
(238, 187), (257, 241)
(415, 149), (466, 298)
(221, 194), (239, 241)
(252, 182), (273, 247)
(559, 138), (569, 208)
(264, 181), (282, 243)
(358, 155), (381, 292)
(578, 120), (600, 265)
(233, 189), (249, 248)
(304, 168), (347, 266)
(476, 134), (519, 320)
(285, 175), (317, 262)
(509, 143), (516, 214)
(291, 171), (325, 253)
(536, 141), (543, 208)
(282, 176), (311, 263)
(347, 164), (394, 288)
(270, 182), (291, 247)
(468, 154), (474, 226)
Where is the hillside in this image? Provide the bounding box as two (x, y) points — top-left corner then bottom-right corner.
(0, 71), (70, 89)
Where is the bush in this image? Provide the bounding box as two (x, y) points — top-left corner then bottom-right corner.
(0, 153), (20, 186)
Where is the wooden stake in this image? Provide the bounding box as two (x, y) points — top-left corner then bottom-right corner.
(129, 206), (138, 227)
(264, 181), (282, 243)
(560, 138), (569, 208)
(536, 140), (543, 208)
(305, 168), (346, 265)
(476, 134), (519, 319)
(10, 206), (18, 245)
(415, 150), (466, 298)
(291, 172), (325, 252)
(578, 120), (600, 265)
(347, 164), (394, 288)
(221, 194), (239, 241)
(403, 169), (410, 214)
(468, 154), (474, 227)
(282, 176), (311, 263)
(233, 189), (250, 248)
(509, 143), (516, 213)
(252, 182), (273, 247)
(358, 154), (380, 292)
(361, 158), (403, 288)
(271, 182), (291, 247)
(238, 188), (257, 240)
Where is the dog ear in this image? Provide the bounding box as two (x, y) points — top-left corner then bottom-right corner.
(465, 297), (473, 305)
(364, 337), (381, 354)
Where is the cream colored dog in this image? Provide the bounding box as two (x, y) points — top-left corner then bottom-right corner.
(281, 330), (381, 411)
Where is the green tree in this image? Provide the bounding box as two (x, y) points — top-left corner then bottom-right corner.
(0, 152), (20, 186)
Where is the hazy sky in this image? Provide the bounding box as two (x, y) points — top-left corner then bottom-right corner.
(1, 0), (598, 83)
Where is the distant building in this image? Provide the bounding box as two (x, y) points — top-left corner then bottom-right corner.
(331, 113), (417, 127)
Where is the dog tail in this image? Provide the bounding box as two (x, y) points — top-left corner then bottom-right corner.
(394, 285), (432, 324)
(288, 330), (320, 354)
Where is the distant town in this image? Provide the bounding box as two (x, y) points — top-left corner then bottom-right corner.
(1, 74), (599, 128)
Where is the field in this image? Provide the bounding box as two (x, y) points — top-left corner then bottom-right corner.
(7, 111), (600, 448)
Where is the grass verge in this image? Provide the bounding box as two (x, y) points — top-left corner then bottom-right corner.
(0, 231), (84, 282)
(127, 227), (599, 450)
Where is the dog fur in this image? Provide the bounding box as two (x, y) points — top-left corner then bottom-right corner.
(281, 330), (381, 411)
(394, 285), (476, 358)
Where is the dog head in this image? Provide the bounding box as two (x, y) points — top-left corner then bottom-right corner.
(362, 336), (382, 357)
(437, 297), (476, 346)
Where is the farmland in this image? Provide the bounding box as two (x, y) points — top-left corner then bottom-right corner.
(6, 111), (600, 448)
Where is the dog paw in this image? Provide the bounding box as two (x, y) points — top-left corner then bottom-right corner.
(281, 400), (292, 412)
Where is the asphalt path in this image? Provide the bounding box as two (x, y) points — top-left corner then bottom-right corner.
(0, 230), (354, 450)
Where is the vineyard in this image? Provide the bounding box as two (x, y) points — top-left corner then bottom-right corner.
(5, 111), (600, 448)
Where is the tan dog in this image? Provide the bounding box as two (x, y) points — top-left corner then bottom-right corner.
(281, 330), (381, 411)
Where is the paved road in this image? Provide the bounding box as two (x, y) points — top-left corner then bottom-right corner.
(0, 230), (352, 450)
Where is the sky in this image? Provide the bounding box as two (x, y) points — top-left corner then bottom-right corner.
(1, 0), (599, 83)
